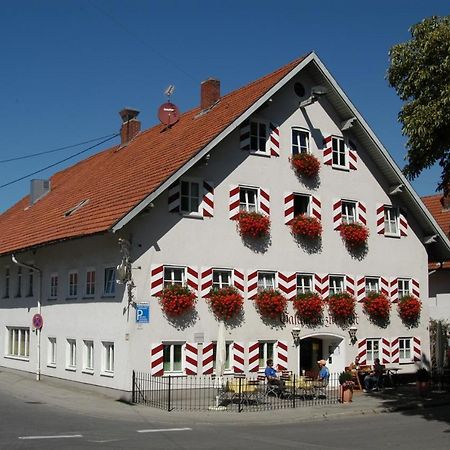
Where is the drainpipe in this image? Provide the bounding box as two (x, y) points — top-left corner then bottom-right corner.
(12, 255), (42, 381)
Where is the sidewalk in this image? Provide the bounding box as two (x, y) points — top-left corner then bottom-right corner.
(1, 366), (449, 427)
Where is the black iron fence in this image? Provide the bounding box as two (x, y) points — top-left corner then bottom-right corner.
(132, 371), (340, 412)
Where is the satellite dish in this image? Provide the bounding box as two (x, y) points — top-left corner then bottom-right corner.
(158, 102), (180, 126)
(116, 263), (128, 284)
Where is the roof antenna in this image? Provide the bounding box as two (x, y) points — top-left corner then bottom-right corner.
(158, 85), (180, 128)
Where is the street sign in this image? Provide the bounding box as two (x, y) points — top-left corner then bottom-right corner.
(32, 313), (43, 330)
(136, 304), (150, 324)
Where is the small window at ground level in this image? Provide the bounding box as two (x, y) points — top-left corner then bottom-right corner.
(48, 337), (56, 366)
(66, 339), (77, 369)
(257, 272), (276, 292)
(163, 343), (183, 373)
(212, 269), (232, 289)
(366, 339), (380, 364)
(399, 338), (412, 361)
(329, 275), (345, 295)
(239, 187), (258, 213)
(296, 274), (313, 294)
(83, 340), (94, 371)
(8, 327), (30, 358)
(259, 341), (275, 368)
(163, 267), (185, 288)
(293, 194), (310, 217)
(102, 342), (114, 374)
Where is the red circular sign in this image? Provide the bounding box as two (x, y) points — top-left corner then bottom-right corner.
(158, 102), (180, 126)
(32, 313), (43, 330)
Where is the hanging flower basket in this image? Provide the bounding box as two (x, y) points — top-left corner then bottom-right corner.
(327, 292), (356, 324)
(235, 211), (270, 239)
(362, 292), (391, 325)
(206, 286), (244, 321)
(398, 295), (421, 326)
(290, 153), (320, 178)
(293, 292), (324, 326)
(340, 223), (369, 247)
(157, 284), (197, 317)
(290, 215), (322, 239)
(254, 289), (287, 319)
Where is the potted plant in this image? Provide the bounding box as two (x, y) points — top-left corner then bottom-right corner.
(235, 211), (270, 239)
(397, 295), (422, 326)
(362, 292), (391, 326)
(416, 368), (431, 397)
(339, 371), (355, 403)
(327, 292), (356, 325)
(290, 215), (322, 239)
(290, 153), (320, 178)
(340, 222), (369, 247)
(293, 292), (324, 326)
(206, 286), (244, 321)
(157, 284), (196, 317)
(254, 289), (287, 319)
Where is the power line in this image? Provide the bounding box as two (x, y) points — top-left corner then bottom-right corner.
(0, 134), (119, 189)
(0, 133), (118, 163)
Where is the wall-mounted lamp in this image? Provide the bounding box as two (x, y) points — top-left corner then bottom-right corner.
(299, 85), (328, 108)
(348, 326), (358, 345)
(291, 327), (301, 345)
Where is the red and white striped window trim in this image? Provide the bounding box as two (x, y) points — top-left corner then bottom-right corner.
(150, 265), (199, 297)
(283, 193), (321, 225)
(229, 185), (270, 219)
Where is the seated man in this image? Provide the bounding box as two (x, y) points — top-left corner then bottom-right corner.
(364, 358), (383, 392)
(264, 359), (283, 390)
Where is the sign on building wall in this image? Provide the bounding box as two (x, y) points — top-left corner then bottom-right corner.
(136, 304), (150, 324)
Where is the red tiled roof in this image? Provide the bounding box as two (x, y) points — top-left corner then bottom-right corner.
(0, 55), (307, 256)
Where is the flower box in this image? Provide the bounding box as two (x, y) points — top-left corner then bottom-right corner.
(290, 215), (322, 239)
(340, 223), (369, 247)
(290, 153), (320, 178)
(157, 284), (196, 317)
(293, 292), (324, 325)
(398, 295), (421, 326)
(254, 289), (287, 319)
(362, 292), (391, 324)
(206, 286), (244, 321)
(327, 292), (356, 324)
(235, 211), (270, 239)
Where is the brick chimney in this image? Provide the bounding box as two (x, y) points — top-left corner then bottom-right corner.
(119, 108), (141, 144)
(201, 78), (220, 110)
(441, 194), (450, 210)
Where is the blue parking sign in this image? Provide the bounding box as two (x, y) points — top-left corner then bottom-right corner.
(136, 304), (150, 324)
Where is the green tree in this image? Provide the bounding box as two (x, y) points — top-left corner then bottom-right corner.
(387, 15), (450, 194)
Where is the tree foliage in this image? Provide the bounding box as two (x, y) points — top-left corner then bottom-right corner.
(387, 15), (450, 194)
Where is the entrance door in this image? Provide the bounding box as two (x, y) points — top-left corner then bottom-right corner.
(299, 338), (322, 376)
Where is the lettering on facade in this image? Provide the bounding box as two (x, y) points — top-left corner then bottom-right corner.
(279, 313), (359, 327)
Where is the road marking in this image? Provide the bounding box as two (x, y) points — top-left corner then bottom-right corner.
(137, 427), (192, 433)
(19, 434), (83, 440)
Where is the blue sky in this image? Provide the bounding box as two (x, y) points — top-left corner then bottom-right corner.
(0, 0), (448, 213)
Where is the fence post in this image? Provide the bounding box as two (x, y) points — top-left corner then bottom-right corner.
(168, 375), (172, 412)
(238, 377), (243, 413)
(132, 370), (136, 403)
(292, 373), (296, 409)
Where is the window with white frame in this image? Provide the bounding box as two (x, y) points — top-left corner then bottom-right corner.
(163, 343), (182, 373)
(212, 342), (231, 372)
(296, 274), (313, 294)
(398, 279), (411, 298)
(257, 271), (276, 292)
(292, 128), (310, 155)
(83, 340), (94, 372)
(341, 201), (357, 224)
(16, 267), (22, 297)
(180, 179), (201, 214)
(49, 274), (58, 299)
(332, 137), (346, 167)
(329, 275), (345, 295)
(26, 268), (33, 297)
(212, 269), (232, 289)
(7, 327), (30, 358)
(259, 341), (275, 369)
(48, 337), (56, 367)
(102, 342), (114, 374)
(366, 339), (380, 364)
(365, 277), (380, 294)
(384, 206), (399, 236)
(66, 339), (77, 369)
(3, 266), (10, 298)
(68, 271), (78, 297)
(103, 267), (116, 296)
(293, 194), (310, 217)
(239, 187), (258, 213)
(399, 338), (412, 362)
(250, 121), (267, 153)
(85, 269), (96, 297)
(163, 266), (185, 288)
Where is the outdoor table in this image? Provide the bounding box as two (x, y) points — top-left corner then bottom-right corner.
(284, 376), (315, 398)
(384, 367), (401, 387)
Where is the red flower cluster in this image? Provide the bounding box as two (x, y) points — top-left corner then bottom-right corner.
(157, 284), (196, 317)
(340, 223), (369, 247)
(290, 153), (320, 177)
(206, 286), (244, 321)
(290, 215), (322, 238)
(236, 211), (270, 238)
(327, 292), (356, 323)
(363, 292), (391, 323)
(293, 292), (324, 325)
(254, 289), (287, 319)
(398, 295), (422, 325)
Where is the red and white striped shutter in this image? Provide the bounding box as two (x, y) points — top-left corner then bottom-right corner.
(332, 199), (342, 230)
(380, 277), (389, 296)
(202, 342), (214, 375)
(381, 338), (391, 364)
(376, 204), (385, 234)
(186, 267), (199, 296)
(314, 273), (329, 299)
(202, 181), (214, 217)
(229, 185), (240, 219)
(200, 267), (212, 298)
(233, 269), (245, 296)
(323, 135), (333, 165)
(411, 278), (420, 298)
(284, 193), (295, 225)
(151, 344), (164, 376)
(390, 278), (398, 303)
(233, 342), (245, 373)
(240, 120), (250, 150)
(248, 342), (260, 373)
(278, 272), (296, 300)
(185, 343), (198, 375)
(345, 275), (355, 297)
(168, 181), (180, 212)
(357, 339), (367, 365)
(349, 147), (358, 170)
(413, 337), (421, 361)
(276, 341), (288, 371)
(356, 276), (365, 302)
(269, 122), (280, 157)
(247, 270), (258, 300)
(399, 209), (408, 237)
(390, 338), (399, 363)
(259, 188), (270, 216)
(358, 201), (367, 226)
(150, 264), (164, 297)
(311, 195), (321, 220)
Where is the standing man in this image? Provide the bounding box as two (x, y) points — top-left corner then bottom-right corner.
(317, 359), (330, 381)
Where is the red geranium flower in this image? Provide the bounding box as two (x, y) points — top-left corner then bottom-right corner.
(290, 215), (322, 238)
(293, 292), (324, 325)
(363, 292), (391, 324)
(398, 295), (421, 326)
(157, 284), (196, 317)
(206, 286), (244, 321)
(340, 223), (369, 247)
(254, 289), (287, 319)
(290, 153), (320, 178)
(235, 211), (270, 239)
(328, 292), (356, 324)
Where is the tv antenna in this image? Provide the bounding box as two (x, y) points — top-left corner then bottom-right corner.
(158, 84), (180, 126)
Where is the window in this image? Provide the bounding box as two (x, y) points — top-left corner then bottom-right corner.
(163, 267), (185, 288)
(332, 137), (346, 167)
(102, 342), (114, 374)
(297, 274), (313, 294)
(384, 207), (399, 236)
(83, 340), (94, 372)
(7, 327), (30, 358)
(398, 279), (410, 298)
(342, 201), (357, 224)
(257, 271), (276, 292)
(239, 187), (258, 213)
(85, 270), (96, 297)
(250, 121), (267, 153)
(26, 269), (34, 297)
(68, 271), (78, 298)
(103, 267), (116, 296)
(212, 269), (232, 289)
(212, 342), (231, 372)
(292, 128), (310, 155)
(49, 274), (58, 299)
(3, 267), (10, 298)
(48, 337), (56, 367)
(399, 338), (412, 362)
(16, 267), (22, 297)
(293, 194), (310, 217)
(329, 275), (345, 295)
(365, 277), (380, 294)
(66, 339), (77, 369)
(180, 180), (201, 214)
(163, 343), (182, 373)
(259, 341), (275, 368)
(366, 339), (380, 363)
